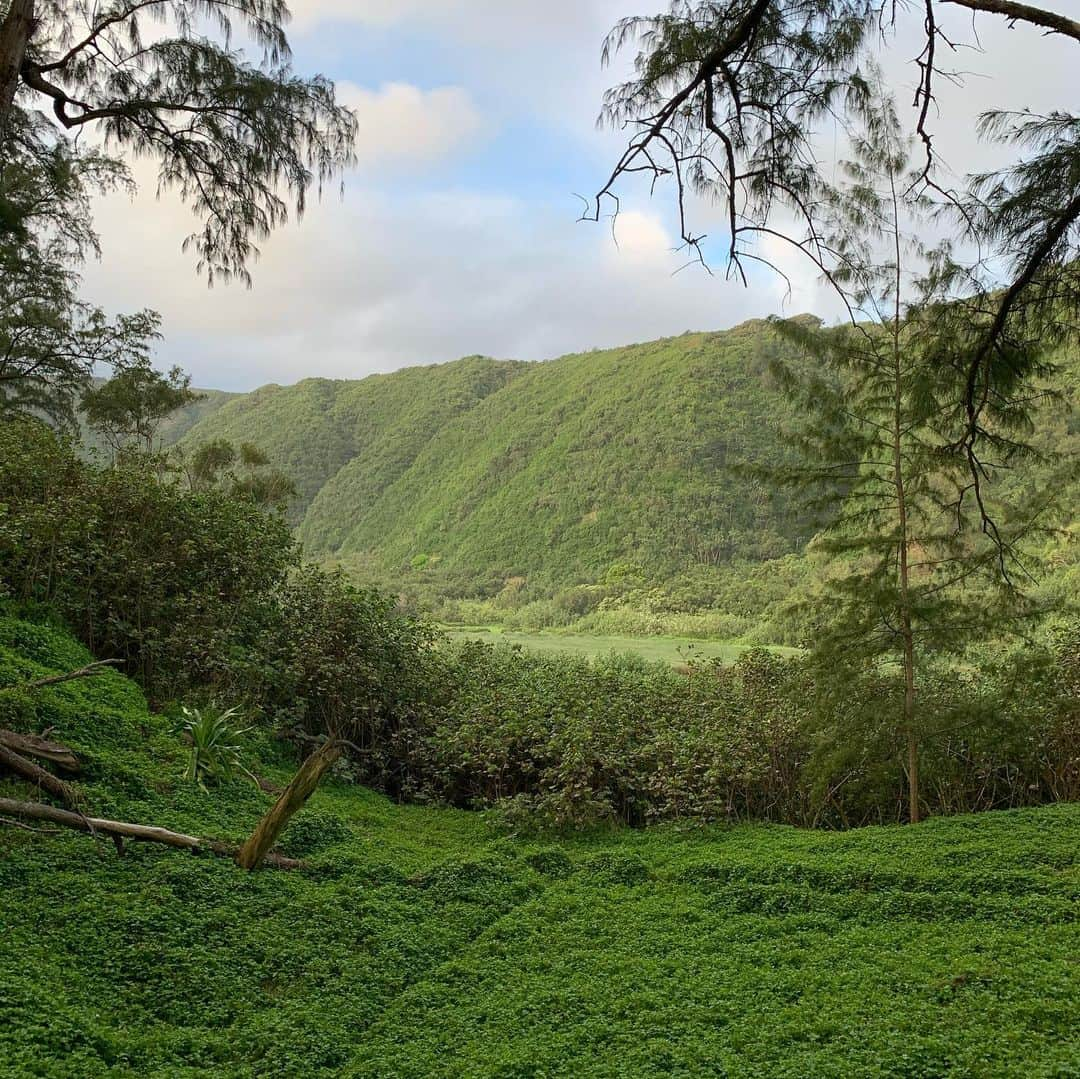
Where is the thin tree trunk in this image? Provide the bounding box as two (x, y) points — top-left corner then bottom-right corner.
(0, 796), (304, 869)
(235, 739), (342, 870)
(0, 0), (34, 130)
(889, 167), (920, 825)
(21, 659), (121, 691)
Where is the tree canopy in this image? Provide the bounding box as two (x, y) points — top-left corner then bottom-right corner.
(0, 0), (357, 284)
(593, 0), (1080, 499)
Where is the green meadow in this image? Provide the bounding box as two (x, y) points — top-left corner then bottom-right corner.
(440, 625), (801, 666)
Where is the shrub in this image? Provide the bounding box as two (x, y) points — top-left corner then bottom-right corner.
(0, 423), (438, 774)
(177, 704), (254, 790)
(245, 565), (444, 793)
(0, 419), (295, 698)
(397, 637), (1079, 831)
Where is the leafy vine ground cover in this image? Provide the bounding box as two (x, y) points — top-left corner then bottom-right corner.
(0, 615), (1077, 1078)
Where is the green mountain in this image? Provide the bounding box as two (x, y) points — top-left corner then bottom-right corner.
(169, 317), (1077, 629)
(176, 356), (528, 522)
(176, 321), (820, 604)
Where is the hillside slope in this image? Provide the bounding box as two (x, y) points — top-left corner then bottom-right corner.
(1, 613), (1077, 1077)
(179, 321), (818, 603)
(170, 319), (1077, 626)
(178, 356), (527, 523)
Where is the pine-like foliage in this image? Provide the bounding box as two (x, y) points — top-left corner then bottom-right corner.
(1, 0), (357, 284)
(764, 88), (1070, 822)
(593, 0), (1080, 505)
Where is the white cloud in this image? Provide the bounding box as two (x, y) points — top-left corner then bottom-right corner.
(79, 169), (762, 390)
(609, 210), (672, 267)
(71, 3), (1073, 394)
(337, 82), (484, 169)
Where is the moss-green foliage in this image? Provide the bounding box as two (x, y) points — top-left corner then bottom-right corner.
(168, 323), (1079, 643)
(173, 324), (818, 607)
(0, 615), (1077, 1077)
(176, 356), (526, 526)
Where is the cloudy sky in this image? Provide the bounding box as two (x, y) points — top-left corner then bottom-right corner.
(79, 1), (1074, 390)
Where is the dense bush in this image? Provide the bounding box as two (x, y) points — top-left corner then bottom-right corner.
(2, 419), (1076, 831)
(0, 419), (294, 697)
(244, 565), (444, 792)
(398, 638), (1080, 830)
(0, 421), (436, 756)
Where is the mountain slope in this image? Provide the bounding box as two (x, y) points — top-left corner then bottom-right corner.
(178, 357), (527, 524)
(306, 324), (810, 590)
(178, 321), (817, 602)
(173, 318), (1077, 620)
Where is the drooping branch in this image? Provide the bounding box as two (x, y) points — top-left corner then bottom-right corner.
(3, 1), (357, 283)
(941, 0), (1080, 42)
(593, 0), (1079, 557)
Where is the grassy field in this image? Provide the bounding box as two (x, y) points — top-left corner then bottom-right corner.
(1, 616), (1078, 1077)
(441, 625), (801, 666)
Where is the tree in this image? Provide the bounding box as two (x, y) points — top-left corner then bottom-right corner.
(0, 107), (158, 424)
(0, 0), (357, 285)
(763, 86), (1063, 822)
(177, 436), (296, 510)
(592, 1), (1080, 502)
(0, 257), (159, 425)
(81, 358), (198, 453)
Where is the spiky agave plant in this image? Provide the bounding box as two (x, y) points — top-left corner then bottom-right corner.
(178, 705), (256, 790)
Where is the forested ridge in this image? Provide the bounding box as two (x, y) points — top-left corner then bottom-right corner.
(167, 322), (836, 607)
(161, 317), (1078, 635)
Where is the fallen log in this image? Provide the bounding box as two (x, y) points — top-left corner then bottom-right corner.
(0, 730), (80, 773)
(0, 797), (304, 870)
(0, 743), (80, 807)
(235, 739), (343, 870)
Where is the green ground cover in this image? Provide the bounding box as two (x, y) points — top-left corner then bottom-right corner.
(441, 625), (800, 666)
(1, 615), (1078, 1078)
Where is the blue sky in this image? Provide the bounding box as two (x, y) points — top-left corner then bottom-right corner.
(79, 1), (1074, 391)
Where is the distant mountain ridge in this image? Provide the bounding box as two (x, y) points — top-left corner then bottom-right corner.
(164, 317), (1077, 622)
(168, 321), (821, 603)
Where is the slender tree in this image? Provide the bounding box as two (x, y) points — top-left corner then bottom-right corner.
(81, 357), (197, 453)
(765, 88), (1062, 822)
(0, 106), (157, 424)
(176, 436), (296, 510)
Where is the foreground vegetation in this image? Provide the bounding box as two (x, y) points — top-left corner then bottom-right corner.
(3, 420), (1077, 832)
(1, 615), (1078, 1078)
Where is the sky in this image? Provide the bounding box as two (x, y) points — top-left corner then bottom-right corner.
(78, 1), (1075, 391)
